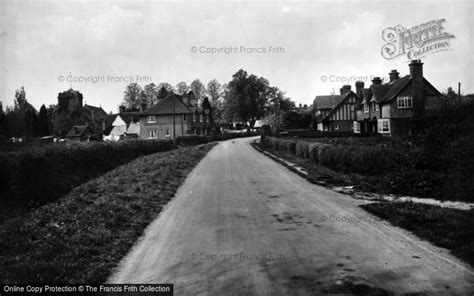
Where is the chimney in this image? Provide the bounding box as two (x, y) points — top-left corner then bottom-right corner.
(409, 59), (425, 116)
(119, 105), (125, 113)
(389, 70), (399, 82)
(355, 81), (364, 98)
(372, 77), (382, 86)
(339, 87), (343, 95)
(341, 85), (351, 95)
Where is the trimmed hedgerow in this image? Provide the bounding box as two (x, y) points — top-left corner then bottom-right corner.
(175, 132), (259, 146)
(0, 139), (175, 206)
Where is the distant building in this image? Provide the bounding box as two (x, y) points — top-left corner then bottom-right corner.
(66, 125), (95, 141)
(314, 86), (358, 132)
(103, 112), (140, 141)
(354, 60), (441, 136)
(313, 60), (442, 136)
(139, 92), (213, 140)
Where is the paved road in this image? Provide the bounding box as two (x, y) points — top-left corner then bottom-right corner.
(109, 137), (474, 295)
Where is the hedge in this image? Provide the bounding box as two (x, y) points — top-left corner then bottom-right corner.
(0, 139), (174, 206)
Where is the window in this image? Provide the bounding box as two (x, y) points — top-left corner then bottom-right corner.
(183, 115), (187, 122)
(200, 114), (203, 123)
(335, 124), (339, 130)
(193, 113), (196, 122)
(147, 129), (157, 139)
(166, 128), (170, 136)
(372, 102), (378, 112)
(397, 96), (413, 109)
(377, 119), (390, 133)
(148, 116), (156, 123)
(363, 103), (369, 113)
(353, 121), (361, 133)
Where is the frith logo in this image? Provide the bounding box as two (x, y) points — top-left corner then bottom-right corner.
(381, 19), (455, 61)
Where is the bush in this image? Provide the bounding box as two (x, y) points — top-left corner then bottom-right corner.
(0, 139), (174, 206)
(295, 141), (310, 159)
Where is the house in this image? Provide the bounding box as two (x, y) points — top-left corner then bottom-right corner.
(138, 92), (213, 140)
(54, 88), (107, 137)
(66, 125), (95, 141)
(353, 60), (441, 136)
(103, 111), (140, 141)
(313, 85), (358, 132)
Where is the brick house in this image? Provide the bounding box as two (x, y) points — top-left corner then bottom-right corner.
(353, 60), (441, 136)
(139, 92), (213, 140)
(313, 85), (358, 132)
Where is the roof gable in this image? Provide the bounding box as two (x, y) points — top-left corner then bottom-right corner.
(112, 115), (127, 127)
(141, 93), (192, 115)
(314, 95), (346, 110)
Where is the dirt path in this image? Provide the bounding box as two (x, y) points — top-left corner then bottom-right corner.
(108, 137), (474, 295)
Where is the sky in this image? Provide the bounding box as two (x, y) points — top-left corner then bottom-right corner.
(1, 0), (472, 113)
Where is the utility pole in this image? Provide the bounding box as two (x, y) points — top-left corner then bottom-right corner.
(458, 82), (461, 102)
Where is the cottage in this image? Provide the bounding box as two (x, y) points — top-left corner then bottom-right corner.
(66, 125), (95, 141)
(313, 85), (358, 132)
(103, 112), (140, 141)
(138, 92), (213, 140)
(353, 60), (441, 136)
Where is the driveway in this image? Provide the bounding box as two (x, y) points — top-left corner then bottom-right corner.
(109, 137), (474, 295)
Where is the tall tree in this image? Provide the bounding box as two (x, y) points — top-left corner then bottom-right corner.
(123, 83), (143, 111)
(207, 79), (222, 106)
(38, 104), (49, 136)
(157, 86), (170, 100)
(143, 83), (158, 105)
(175, 81), (189, 95)
(156, 82), (174, 94)
(190, 79), (206, 102)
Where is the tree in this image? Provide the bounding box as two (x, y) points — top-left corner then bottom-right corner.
(123, 83), (143, 111)
(156, 82), (174, 94)
(207, 79), (222, 106)
(38, 104), (49, 136)
(175, 81), (189, 95)
(190, 79), (206, 102)
(157, 86), (170, 100)
(143, 83), (158, 105)
(0, 102), (7, 136)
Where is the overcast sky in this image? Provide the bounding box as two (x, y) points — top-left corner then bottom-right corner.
(1, 0), (472, 113)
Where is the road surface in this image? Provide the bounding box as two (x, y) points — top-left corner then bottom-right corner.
(109, 137), (474, 295)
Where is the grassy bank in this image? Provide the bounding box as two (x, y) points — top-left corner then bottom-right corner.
(0, 143), (215, 284)
(361, 202), (474, 267)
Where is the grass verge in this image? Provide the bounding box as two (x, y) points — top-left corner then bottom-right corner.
(0, 143), (215, 284)
(361, 202), (474, 267)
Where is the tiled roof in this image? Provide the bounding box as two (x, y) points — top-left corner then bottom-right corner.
(66, 125), (93, 138)
(314, 94), (347, 110)
(141, 93), (192, 115)
(379, 75), (412, 103)
(83, 104), (107, 119)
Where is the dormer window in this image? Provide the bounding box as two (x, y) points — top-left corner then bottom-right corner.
(363, 103), (369, 113)
(397, 96), (413, 109)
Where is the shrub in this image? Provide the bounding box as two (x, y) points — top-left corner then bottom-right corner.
(295, 141), (310, 159)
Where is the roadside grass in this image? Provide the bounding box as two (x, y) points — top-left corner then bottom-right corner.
(0, 143), (215, 284)
(361, 202), (474, 267)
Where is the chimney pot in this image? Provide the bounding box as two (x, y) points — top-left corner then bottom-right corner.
(389, 70), (400, 82)
(372, 77), (382, 85)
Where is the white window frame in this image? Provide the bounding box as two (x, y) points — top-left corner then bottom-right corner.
(397, 96), (413, 109)
(377, 119), (390, 134)
(148, 115), (157, 123)
(353, 121), (361, 133)
(148, 129), (157, 139)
